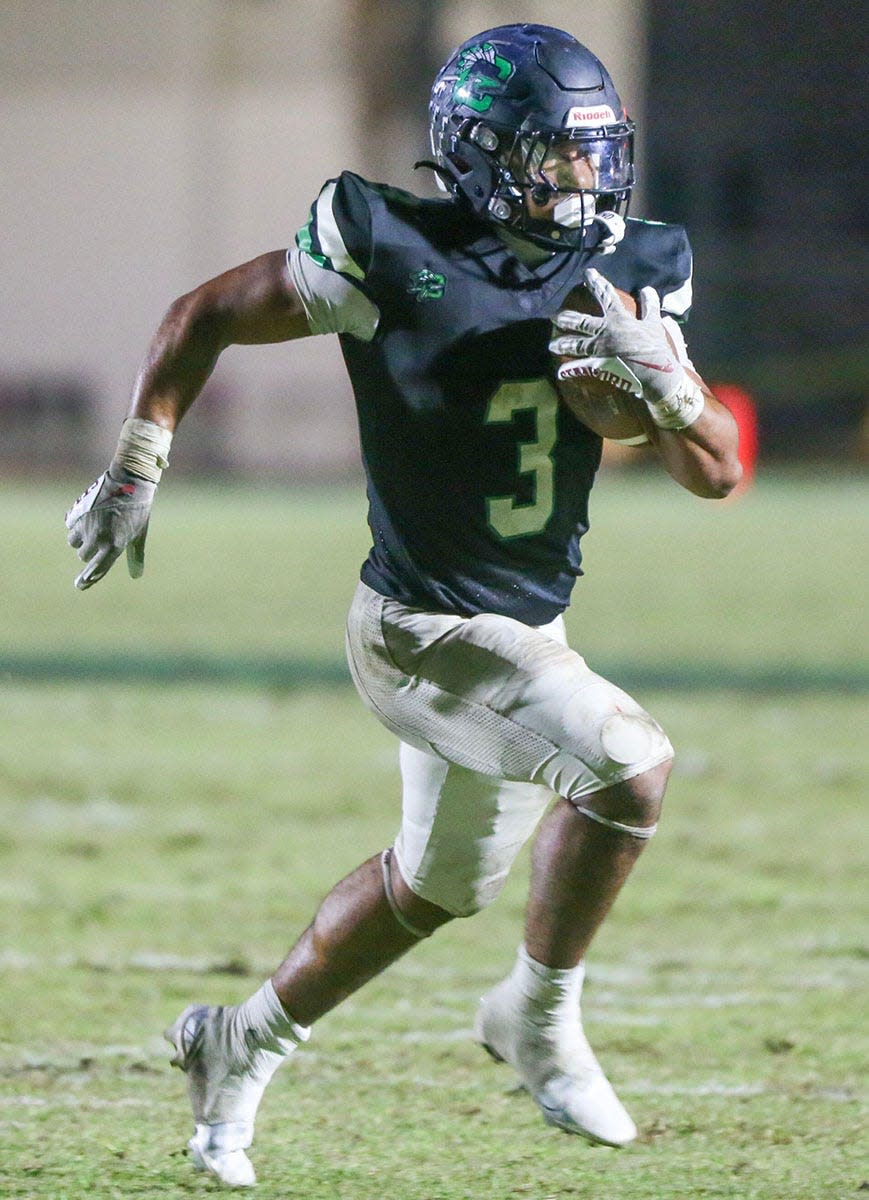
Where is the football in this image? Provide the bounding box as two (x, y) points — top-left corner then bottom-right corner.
(553, 283), (648, 442)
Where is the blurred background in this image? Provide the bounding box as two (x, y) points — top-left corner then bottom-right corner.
(2, 0), (866, 477)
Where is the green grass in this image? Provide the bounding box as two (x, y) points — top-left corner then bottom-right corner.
(1, 471), (867, 1198)
(7, 467), (869, 675)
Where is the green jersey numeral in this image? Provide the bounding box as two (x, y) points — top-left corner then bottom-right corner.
(485, 379), (558, 539)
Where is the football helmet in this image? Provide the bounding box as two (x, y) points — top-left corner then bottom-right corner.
(429, 24), (634, 252)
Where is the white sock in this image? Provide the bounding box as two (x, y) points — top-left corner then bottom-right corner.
(507, 946), (585, 1026)
(229, 979), (310, 1061)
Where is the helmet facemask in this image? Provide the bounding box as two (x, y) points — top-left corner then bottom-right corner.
(442, 120), (634, 251)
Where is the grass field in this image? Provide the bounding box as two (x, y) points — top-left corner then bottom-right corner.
(1, 470), (867, 1198)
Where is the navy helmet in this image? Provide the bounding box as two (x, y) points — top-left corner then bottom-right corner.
(429, 24), (634, 251)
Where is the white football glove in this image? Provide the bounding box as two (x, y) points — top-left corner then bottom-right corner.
(65, 469), (157, 590)
(550, 267), (705, 429)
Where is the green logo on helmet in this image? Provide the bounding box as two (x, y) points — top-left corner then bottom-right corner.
(408, 268), (446, 302)
(453, 42), (514, 114)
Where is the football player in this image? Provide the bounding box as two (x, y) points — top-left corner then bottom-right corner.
(66, 24), (741, 1187)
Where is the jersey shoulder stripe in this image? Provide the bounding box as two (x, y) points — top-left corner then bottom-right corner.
(296, 172), (373, 282)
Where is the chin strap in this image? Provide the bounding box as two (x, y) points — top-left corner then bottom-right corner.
(413, 160), (456, 189)
(589, 210), (626, 255)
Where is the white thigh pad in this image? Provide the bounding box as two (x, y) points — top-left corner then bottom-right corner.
(345, 581), (673, 804)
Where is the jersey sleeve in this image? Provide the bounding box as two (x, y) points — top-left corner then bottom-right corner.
(287, 246), (380, 340)
(292, 172), (382, 339)
(295, 172), (373, 285)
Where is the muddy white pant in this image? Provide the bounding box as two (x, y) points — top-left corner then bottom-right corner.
(345, 580), (673, 917)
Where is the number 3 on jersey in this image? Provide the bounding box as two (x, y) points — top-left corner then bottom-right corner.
(485, 379), (558, 538)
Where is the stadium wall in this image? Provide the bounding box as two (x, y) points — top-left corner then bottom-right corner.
(1, 0), (646, 477)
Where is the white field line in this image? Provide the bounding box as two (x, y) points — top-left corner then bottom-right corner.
(0, 950), (255, 973)
(394, 1019), (663, 1038)
(0, 1095), (155, 1108)
(624, 1081), (768, 1097)
(587, 1011), (663, 1025)
(0, 950), (862, 992)
(398, 1027), (474, 1043)
(3, 1034), (862, 1109)
(2, 1036), (860, 1107)
(392, 961), (651, 985)
(0, 1081), (858, 1109)
(4, 1021), (664, 1075)
(286, 1052), (861, 1106)
(0, 972), (814, 1015)
(594, 989), (774, 1009)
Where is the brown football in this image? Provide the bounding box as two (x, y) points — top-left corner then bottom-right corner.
(553, 283), (648, 442)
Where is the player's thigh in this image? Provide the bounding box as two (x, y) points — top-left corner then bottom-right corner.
(393, 740), (552, 916)
(346, 580), (572, 770)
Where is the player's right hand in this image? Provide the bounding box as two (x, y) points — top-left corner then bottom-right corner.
(65, 470), (157, 590)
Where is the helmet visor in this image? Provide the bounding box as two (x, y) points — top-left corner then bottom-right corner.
(513, 131), (633, 195)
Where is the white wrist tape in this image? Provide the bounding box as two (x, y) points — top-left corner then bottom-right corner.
(644, 378), (706, 431)
(111, 418), (173, 483)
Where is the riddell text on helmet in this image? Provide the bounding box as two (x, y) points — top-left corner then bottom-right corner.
(566, 106), (616, 126)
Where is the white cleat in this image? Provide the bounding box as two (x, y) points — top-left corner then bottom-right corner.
(187, 1123), (257, 1188)
(474, 973), (637, 1147)
(165, 1003), (289, 1187)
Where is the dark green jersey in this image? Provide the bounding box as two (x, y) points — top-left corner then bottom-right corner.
(297, 172), (693, 624)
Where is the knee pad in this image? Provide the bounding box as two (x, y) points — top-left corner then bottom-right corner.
(597, 711), (673, 770)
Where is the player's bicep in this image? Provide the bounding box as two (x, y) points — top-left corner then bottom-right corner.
(201, 250), (314, 346)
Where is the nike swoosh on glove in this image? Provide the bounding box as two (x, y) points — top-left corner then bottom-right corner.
(65, 469), (157, 590)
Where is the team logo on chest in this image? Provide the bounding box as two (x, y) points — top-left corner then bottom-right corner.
(407, 268), (446, 301)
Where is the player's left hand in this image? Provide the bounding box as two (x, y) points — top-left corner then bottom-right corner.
(65, 469), (157, 590)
